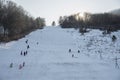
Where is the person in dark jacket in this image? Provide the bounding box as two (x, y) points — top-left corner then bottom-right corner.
(69, 49), (71, 53)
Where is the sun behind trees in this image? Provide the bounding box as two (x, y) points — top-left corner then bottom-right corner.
(0, 0), (45, 42)
(59, 12), (120, 34)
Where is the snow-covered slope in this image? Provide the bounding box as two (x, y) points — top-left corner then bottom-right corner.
(0, 26), (120, 80)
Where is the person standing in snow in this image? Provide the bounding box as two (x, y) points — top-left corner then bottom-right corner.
(69, 49), (71, 53)
(10, 63), (13, 68)
(24, 51), (26, 56)
(19, 64), (22, 69)
(72, 54), (74, 57)
(78, 50), (80, 53)
(27, 45), (30, 49)
(25, 39), (28, 44)
(23, 62), (25, 67)
(37, 42), (39, 45)
(20, 51), (22, 55)
(25, 51), (28, 55)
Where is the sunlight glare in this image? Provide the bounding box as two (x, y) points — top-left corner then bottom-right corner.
(79, 12), (84, 18)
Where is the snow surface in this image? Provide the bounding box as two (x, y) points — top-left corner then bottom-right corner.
(0, 26), (120, 80)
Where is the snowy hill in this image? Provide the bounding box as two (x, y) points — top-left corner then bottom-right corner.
(0, 26), (120, 80)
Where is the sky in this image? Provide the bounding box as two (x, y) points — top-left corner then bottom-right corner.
(12, 0), (120, 25)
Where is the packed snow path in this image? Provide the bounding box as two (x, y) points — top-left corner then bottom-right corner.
(0, 26), (120, 80)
